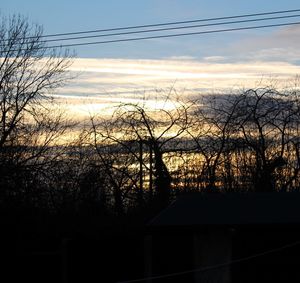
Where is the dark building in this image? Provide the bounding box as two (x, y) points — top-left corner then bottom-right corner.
(145, 193), (300, 283)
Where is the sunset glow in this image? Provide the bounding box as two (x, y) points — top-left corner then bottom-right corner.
(3, 2), (300, 281)
(55, 57), (300, 119)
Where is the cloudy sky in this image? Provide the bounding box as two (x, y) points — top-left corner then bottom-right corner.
(2, 0), (300, 116)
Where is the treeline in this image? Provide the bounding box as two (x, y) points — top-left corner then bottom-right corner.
(2, 87), (300, 218)
(81, 87), (300, 214)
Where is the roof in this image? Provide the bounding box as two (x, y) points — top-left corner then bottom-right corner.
(149, 192), (300, 227)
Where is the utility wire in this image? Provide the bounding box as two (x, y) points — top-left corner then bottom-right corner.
(3, 20), (300, 52)
(117, 239), (300, 283)
(21, 13), (300, 44)
(18, 8), (300, 39)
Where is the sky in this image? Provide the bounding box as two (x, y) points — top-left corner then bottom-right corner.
(2, 0), (300, 116)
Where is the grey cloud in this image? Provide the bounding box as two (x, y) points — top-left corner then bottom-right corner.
(224, 25), (300, 63)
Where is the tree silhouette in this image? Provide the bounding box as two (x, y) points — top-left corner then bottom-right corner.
(0, 15), (73, 203)
(88, 100), (192, 209)
(189, 87), (300, 192)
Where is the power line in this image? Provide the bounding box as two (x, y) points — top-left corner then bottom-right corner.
(21, 8), (300, 39)
(3, 20), (300, 52)
(117, 239), (300, 283)
(24, 13), (300, 44)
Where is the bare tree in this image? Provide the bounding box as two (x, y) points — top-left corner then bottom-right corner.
(188, 94), (242, 191)
(189, 87), (300, 192)
(0, 15), (73, 202)
(234, 88), (300, 192)
(88, 100), (192, 209)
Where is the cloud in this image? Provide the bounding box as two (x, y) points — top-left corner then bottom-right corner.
(66, 57), (300, 92)
(56, 57), (300, 118)
(165, 56), (197, 61)
(203, 56), (227, 62)
(227, 25), (300, 63)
